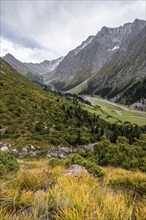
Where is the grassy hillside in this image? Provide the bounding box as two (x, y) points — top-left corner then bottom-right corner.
(0, 59), (107, 148)
(0, 59), (145, 152)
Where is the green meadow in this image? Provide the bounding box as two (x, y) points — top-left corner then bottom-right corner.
(82, 96), (146, 126)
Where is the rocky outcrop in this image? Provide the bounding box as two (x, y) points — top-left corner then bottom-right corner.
(64, 164), (88, 176)
(0, 142), (94, 158)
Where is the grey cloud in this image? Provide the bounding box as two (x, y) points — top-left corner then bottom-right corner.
(1, 26), (41, 49)
(1, 0), (145, 62)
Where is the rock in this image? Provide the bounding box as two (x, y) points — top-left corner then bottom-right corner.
(59, 153), (66, 159)
(20, 163), (30, 169)
(11, 148), (18, 153)
(30, 145), (35, 150)
(30, 151), (38, 157)
(0, 70), (6, 74)
(34, 190), (45, 198)
(0, 145), (9, 151)
(46, 146), (75, 158)
(64, 164), (88, 176)
(22, 147), (28, 153)
(0, 127), (8, 135)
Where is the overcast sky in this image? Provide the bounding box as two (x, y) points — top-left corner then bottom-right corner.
(0, 0), (145, 63)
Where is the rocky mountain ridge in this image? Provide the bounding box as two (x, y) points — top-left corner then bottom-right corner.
(2, 19), (146, 105)
(81, 24), (146, 104)
(3, 53), (63, 83)
(24, 56), (64, 75)
(47, 19), (146, 93)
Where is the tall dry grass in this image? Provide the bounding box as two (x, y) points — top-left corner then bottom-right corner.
(0, 160), (145, 220)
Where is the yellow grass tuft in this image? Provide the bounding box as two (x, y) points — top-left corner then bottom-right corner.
(0, 160), (145, 220)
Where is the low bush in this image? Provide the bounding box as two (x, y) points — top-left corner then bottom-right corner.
(48, 154), (104, 178)
(0, 152), (19, 175)
(108, 169), (146, 195)
(93, 135), (146, 171)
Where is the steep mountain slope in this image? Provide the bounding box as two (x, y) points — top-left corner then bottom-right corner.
(47, 19), (145, 92)
(2, 19), (145, 105)
(0, 58), (108, 148)
(81, 24), (146, 104)
(2, 53), (29, 75)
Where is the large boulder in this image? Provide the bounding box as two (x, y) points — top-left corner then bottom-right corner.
(64, 164), (88, 176)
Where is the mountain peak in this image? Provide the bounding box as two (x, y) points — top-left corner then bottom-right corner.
(132, 18), (146, 28)
(101, 26), (109, 31)
(3, 53), (22, 64)
(3, 53), (15, 59)
(134, 18), (146, 23)
(99, 19), (146, 35)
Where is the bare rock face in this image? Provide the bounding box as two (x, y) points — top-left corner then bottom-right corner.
(64, 164), (88, 176)
(47, 19), (146, 93)
(3, 19), (146, 105)
(83, 23), (146, 104)
(24, 57), (64, 76)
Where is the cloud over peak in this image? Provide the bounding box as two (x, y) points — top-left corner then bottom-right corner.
(1, 1), (145, 62)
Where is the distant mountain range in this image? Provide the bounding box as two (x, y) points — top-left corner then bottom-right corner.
(2, 19), (146, 105)
(3, 53), (63, 83)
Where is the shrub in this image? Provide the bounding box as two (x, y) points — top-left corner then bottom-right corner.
(0, 152), (19, 175)
(93, 136), (146, 171)
(48, 154), (104, 178)
(108, 169), (146, 195)
(48, 157), (64, 167)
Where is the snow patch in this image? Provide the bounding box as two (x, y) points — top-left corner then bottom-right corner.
(48, 57), (64, 72)
(108, 46), (119, 51)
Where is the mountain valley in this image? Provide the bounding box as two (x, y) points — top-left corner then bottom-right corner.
(3, 19), (146, 107)
(0, 17), (146, 220)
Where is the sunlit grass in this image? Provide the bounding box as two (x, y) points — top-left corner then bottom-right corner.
(0, 159), (145, 219)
